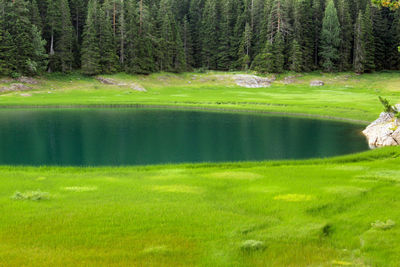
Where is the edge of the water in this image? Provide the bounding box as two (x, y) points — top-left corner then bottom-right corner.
(0, 103), (370, 125)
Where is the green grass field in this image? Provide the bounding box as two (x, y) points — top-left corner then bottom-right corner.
(1, 71), (400, 266)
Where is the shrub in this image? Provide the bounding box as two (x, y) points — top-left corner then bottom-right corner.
(378, 96), (397, 113)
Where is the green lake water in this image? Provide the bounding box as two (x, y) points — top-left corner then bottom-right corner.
(0, 109), (369, 166)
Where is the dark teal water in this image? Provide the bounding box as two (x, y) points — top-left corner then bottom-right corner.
(0, 109), (369, 166)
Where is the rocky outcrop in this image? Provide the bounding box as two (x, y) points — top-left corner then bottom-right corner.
(0, 83), (32, 92)
(310, 80), (324, 86)
(363, 105), (400, 148)
(96, 76), (147, 92)
(234, 75), (275, 88)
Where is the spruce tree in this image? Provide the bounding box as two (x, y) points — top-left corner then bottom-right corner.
(354, 11), (365, 73)
(182, 15), (194, 70)
(289, 39), (303, 72)
(0, 10), (14, 75)
(238, 22), (252, 70)
(273, 31), (284, 73)
(251, 41), (275, 73)
(363, 4), (375, 72)
(201, 0), (220, 69)
(188, 0), (204, 68)
(30, 0), (42, 31)
(312, 0), (324, 67)
(337, 0), (352, 71)
(98, 5), (118, 73)
(319, 0), (340, 72)
(81, 0), (101, 75)
(7, 0), (46, 75)
(294, 0), (314, 71)
(46, 0), (74, 72)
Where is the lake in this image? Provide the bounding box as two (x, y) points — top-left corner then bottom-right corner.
(0, 108), (369, 166)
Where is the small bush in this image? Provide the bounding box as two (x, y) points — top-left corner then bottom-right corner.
(379, 96), (397, 113)
(12, 190), (50, 201)
(240, 240), (266, 252)
(371, 219), (396, 230)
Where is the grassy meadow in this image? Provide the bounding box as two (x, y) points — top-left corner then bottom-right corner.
(0, 71), (400, 266)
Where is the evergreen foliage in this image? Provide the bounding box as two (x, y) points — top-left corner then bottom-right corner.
(0, 0), (400, 76)
(319, 0), (340, 72)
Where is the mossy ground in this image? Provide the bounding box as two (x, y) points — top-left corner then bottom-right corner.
(0, 71), (400, 266)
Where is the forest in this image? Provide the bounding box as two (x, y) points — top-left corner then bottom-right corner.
(0, 0), (400, 76)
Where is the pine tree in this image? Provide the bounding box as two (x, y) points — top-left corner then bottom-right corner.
(81, 0), (101, 75)
(319, 0), (340, 72)
(98, 5), (118, 73)
(238, 22), (252, 70)
(0, 6), (14, 75)
(372, 6), (388, 70)
(312, 0), (324, 67)
(30, 0), (42, 31)
(188, 0), (204, 68)
(7, 0), (46, 75)
(273, 31), (284, 73)
(337, 0), (352, 71)
(363, 4), (375, 72)
(182, 15), (194, 69)
(294, 0), (314, 71)
(353, 11), (365, 73)
(46, 0), (74, 72)
(201, 0), (220, 69)
(289, 39), (303, 72)
(251, 41), (275, 73)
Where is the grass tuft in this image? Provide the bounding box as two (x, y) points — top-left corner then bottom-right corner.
(371, 220), (396, 230)
(11, 190), (50, 201)
(240, 240), (266, 252)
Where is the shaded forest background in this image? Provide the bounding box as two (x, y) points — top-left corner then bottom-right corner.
(0, 0), (400, 76)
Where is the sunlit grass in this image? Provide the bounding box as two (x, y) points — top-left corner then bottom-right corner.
(0, 71), (399, 121)
(0, 71), (400, 265)
(0, 147), (399, 266)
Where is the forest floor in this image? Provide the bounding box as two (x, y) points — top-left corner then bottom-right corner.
(0, 71), (400, 266)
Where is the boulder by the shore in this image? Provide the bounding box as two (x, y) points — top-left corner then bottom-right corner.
(310, 80), (324, 86)
(234, 75), (275, 88)
(96, 76), (147, 92)
(363, 105), (400, 148)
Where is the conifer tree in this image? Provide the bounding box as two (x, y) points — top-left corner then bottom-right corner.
(273, 31), (284, 73)
(251, 41), (275, 73)
(312, 0), (324, 67)
(0, 7), (14, 75)
(354, 11), (365, 73)
(337, 0), (352, 71)
(81, 0), (101, 75)
(46, 0), (74, 72)
(182, 15), (194, 69)
(30, 0), (42, 31)
(201, 0), (220, 69)
(289, 39), (303, 72)
(238, 22), (252, 70)
(363, 4), (375, 72)
(319, 0), (340, 72)
(7, 0), (46, 75)
(98, 5), (118, 73)
(294, 0), (314, 71)
(188, 0), (204, 68)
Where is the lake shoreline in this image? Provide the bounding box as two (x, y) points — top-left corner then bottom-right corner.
(0, 104), (370, 125)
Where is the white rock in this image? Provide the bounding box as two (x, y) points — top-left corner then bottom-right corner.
(234, 75), (274, 88)
(362, 110), (400, 148)
(310, 80), (324, 86)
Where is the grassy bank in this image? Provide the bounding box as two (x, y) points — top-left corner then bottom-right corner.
(1, 148), (400, 266)
(1, 71), (400, 266)
(1, 71), (400, 121)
